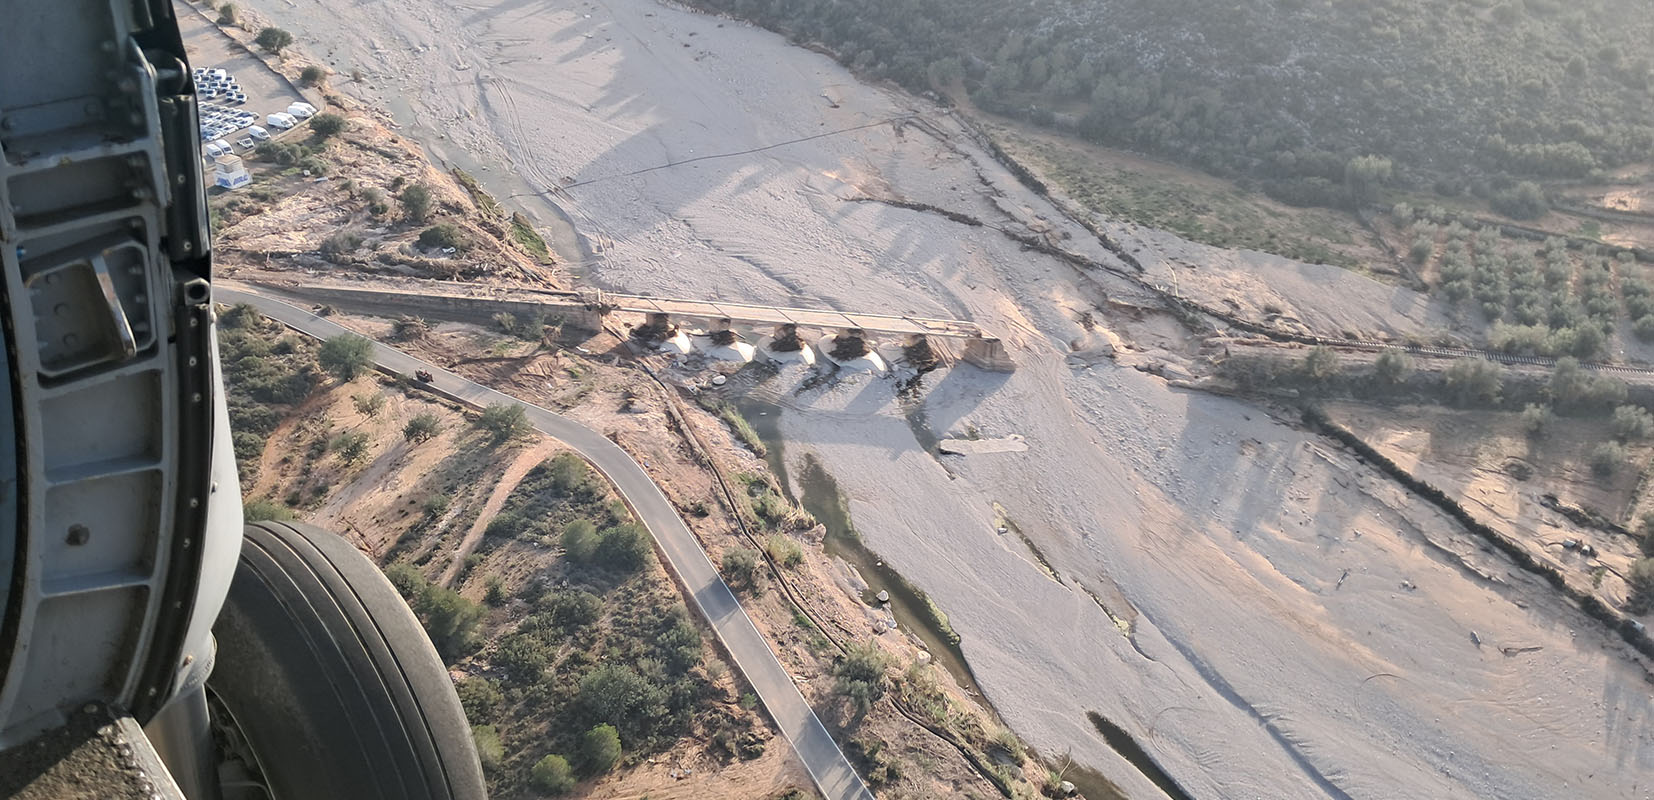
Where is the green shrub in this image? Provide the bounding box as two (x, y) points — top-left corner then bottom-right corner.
(1490, 181), (1548, 220)
(766, 535), (804, 567)
(256, 140), (304, 165)
(456, 677), (502, 723)
(243, 498), (295, 522)
(1408, 236), (1434, 264)
(418, 222), (469, 251)
(1443, 359), (1502, 407)
(485, 512), (528, 539)
(1520, 403), (1554, 438)
(547, 452), (592, 494)
(318, 334), (373, 381)
(495, 633), (551, 683)
(472, 725), (503, 772)
(540, 588), (603, 629)
(382, 563), (426, 598)
(309, 112), (346, 138)
(330, 430), (370, 464)
(1551, 357), (1627, 415)
(577, 724), (622, 777)
(299, 65), (325, 86)
(1301, 345), (1339, 382)
(476, 403), (531, 443)
(423, 494), (451, 519)
(401, 183), (434, 223)
(1629, 558), (1654, 615)
(254, 26), (292, 54)
(721, 547), (760, 588)
(530, 754), (576, 795)
(594, 523), (652, 572)
(562, 519), (600, 562)
(404, 413), (442, 443)
(1613, 405), (1654, 441)
(1372, 349), (1412, 385)
(1589, 441), (1627, 478)
(832, 641), (891, 720)
(577, 664), (667, 743)
(417, 583), (482, 658)
(352, 392), (384, 417)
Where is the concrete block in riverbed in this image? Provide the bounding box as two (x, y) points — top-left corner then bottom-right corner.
(962, 337), (1016, 371)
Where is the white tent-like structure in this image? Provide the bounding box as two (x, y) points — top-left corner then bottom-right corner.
(213, 154), (250, 190)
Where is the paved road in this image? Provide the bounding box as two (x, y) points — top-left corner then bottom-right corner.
(219, 287), (875, 800)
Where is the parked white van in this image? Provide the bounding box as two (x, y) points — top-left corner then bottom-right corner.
(286, 102), (316, 120)
(266, 112), (296, 130)
(248, 125), (269, 141)
(204, 141), (225, 157)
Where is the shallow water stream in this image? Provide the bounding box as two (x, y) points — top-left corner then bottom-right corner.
(734, 397), (983, 699)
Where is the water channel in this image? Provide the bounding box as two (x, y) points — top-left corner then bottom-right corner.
(733, 397), (983, 699)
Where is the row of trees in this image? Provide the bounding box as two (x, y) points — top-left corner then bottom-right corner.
(1422, 224), (1650, 359)
(1291, 347), (1651, 479)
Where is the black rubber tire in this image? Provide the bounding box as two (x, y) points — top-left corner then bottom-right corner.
(209, 521), (486, 800)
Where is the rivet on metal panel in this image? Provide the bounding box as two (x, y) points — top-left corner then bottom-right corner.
(66, 525), (89, 546)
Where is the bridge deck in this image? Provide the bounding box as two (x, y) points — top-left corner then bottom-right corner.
(256, 280), (989, 340)
(602, 294), (982, 338)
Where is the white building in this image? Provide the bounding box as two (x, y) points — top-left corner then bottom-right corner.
(213, 154), (250, 190)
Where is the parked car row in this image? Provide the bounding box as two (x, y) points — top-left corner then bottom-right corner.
(192, 66), (246, 105)
(200, 102), (259, 143)
(204, 123), (269, 159)
(266, 103), (316, 131)
(192, 64), (323, 161)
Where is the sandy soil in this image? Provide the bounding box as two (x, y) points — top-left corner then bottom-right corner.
(235, 0), (1654, 797)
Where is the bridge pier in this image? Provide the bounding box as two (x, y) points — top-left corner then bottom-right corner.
(825, 328), (870, 361)
(962, 337), (1015, 372)
(769, 323), (804, 352)
(708, 318), (738, 347)
(567, 304), (609, 332)
(902, 334), (942, 371)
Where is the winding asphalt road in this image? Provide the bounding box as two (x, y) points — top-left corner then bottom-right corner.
(218, 287), (875, 800)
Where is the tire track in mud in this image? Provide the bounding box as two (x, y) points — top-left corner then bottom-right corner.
(475, 74), (617, 260)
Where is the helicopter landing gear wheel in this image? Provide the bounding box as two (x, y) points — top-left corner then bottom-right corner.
(208, 521), (485, 800)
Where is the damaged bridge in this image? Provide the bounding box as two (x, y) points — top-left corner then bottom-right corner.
(231, 278), (1014, 371)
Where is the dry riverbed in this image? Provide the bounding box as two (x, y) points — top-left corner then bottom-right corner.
(230, 0), (1654, 796)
